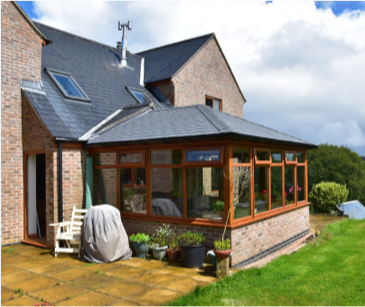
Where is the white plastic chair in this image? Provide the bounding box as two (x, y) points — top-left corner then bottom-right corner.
(49, 205), (88, 257)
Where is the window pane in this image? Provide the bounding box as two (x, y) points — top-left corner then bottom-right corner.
(119, 169), (146, 214)
(297, 166), (305, 202)
(93, 169), (117, 207)
(151, 168), (183, 217)
(271, 167), (283, 210)
(150, 150), (182, 165)
(256, 151), (270, 161)
(134, 169), (146, 185)
(214, 99), (220, 110)
(254, 167), (269, 214)
(206, 98), (213, 107)
(186, 167), (224, 220)
(271, 151), (282, 163)
(285, 166), (295, 205)
(186, 149), (220, 162)
(233, 167), (251, 219)
(93, 153), (116, 166)
(297, 152), (304, 163)
(52, 73), (85, 98)
(286, 152), (296, 162)
(119, 153), (143, 164)
(131, 90), (147, 103)
(232, 147), (250, 164)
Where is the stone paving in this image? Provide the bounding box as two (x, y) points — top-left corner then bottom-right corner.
(309, 214), (347, 233)
(1, 244), (217, 306)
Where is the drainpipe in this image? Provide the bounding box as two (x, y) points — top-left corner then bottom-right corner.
(58, 141), (63, 223)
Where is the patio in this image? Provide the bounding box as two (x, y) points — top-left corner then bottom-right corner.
(1, 244), (216, 306)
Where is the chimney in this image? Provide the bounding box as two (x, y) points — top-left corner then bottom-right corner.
(140, 57), (145, 86)
(118, 20), (132, 66)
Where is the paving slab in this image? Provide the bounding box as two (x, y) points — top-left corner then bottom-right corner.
(1, 286), (14, 302)
(1, 271), (39, 287)
(11, 276), (60, 294)
(2, 295), (38, 306)
(32, 284), (87, 304)
(9, 259), (49, 269)
(106, 265), (148, 279)
(161, 277), (209, 293)
(82, 261), (123, 272)
(132, 287), (181, 306)
(1, 265), (21, 275)
(50, 268), (92, 281)
(120, 259), (168, 271)
(158, 264), (199, 277)
(1, 255), (32, 265)
(99, 280), (149, 299)
(56, 291), (119, 306)
(109, 299), (142, 306)
(28, 263), (73, 275)
(131, 271), (180, 286)
(71, 273), (120, 290)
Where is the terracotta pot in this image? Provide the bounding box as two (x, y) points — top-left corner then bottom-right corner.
(213, 248), (232, 259)
(166, 248), (180, 262)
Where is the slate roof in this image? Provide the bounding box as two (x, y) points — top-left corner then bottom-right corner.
(137, 33), (214, 84)
(22, 22), (161, 139)
(87, 105), (316, 148)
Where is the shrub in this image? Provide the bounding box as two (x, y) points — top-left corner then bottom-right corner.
(129, 233), (151, 244)
(151, 224), (173, 247)
(309, 181), (349, 213)
(209, 201), (225, 213)
(177, 231), (205, 246)
(214, 239), (231, 250)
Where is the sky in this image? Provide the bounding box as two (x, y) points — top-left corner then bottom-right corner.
(17, 1), (365, 156)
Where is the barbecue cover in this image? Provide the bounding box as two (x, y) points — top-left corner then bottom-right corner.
(81, 205), (132, 263)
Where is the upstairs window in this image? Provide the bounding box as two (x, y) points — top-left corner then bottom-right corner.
(46, 68), (90, 101)
(127, 87), (150, 104)
(205, 96), (222, 111)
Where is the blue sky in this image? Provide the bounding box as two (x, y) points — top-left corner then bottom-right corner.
(15, 2), (365, 156)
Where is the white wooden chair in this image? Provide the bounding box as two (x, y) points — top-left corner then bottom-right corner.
(49, 205), (88, 257)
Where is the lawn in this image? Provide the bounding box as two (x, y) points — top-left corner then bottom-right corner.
(169, 219), (365, 306)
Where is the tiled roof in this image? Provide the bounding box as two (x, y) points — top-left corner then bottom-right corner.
(87, 105), (316, 148)
(22, 22), (160, 139)
(137, 33), (214, 84)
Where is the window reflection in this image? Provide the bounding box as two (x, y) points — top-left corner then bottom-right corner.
(254, 167), (269, 214)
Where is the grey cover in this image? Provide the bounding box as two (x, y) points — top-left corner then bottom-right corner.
(81, 204), (132, 263)
(152, 198), (182, 217)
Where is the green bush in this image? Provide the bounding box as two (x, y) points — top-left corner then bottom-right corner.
(129, 233), (151, 244)
(309, 181), (349, 213)
(214, 238), (231, 250)
(177, 231), (205, 246)
(209, 200), (225, 213)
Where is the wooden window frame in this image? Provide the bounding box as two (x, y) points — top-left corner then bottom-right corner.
(183, 146), (223, 166)
(232, 146), (251, 166)
(117, 150), (145, 167)
(150, 149), (183, 167)
(205, 95), (222, 111)
(270, 150), (284, 165)
(284, 150), (297, 165)
(297, 151), (307, 204)
(254, 148), (272, 165)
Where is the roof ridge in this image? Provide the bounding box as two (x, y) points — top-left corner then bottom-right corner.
(196, 105), (230, 133)
(33, 21), (141, 59)
(136, 33), (214, 55)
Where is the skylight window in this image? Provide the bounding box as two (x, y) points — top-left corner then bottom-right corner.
(127, 87), (150, 104)
(46, 68), (90, 101)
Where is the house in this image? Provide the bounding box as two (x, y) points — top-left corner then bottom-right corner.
(1, 2), (316, 268)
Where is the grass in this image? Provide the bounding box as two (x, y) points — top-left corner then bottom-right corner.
(169, 219), (365, 306)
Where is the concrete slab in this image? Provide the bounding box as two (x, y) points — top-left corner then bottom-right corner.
(1, 265), (21, 275)
(1, 286), (14, 302)
(120, 259), (168, 271)
(1, 271), (38, 286)
(132, 287), (181, 306)
(158, 264), (199, 277)
(98, 280), (149, 299)
(82, 262), (123, 272)
(11, 276), (59, 294)
(71, 273), (120, 290)
(109, 299), (141, 306)
(106, 265), (148, 279)
(1, 255), (31, 264)
(131, 271), (179, 285)
(56, 291), (119, 306)
(32, 284), (87, 304)
(161, 277), (209, 293)
(2, 295), (38, 306)
(51, 268), (92, 281)
(28, 263), (73, 275)
(10, 259), (49, 269)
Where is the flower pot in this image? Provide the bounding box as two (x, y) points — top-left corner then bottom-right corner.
(151, 245), (168, 260)
(132, 242), (150, 258)
(179, 242), (206, 268)
(166, 248), (180, 262)
(214, 248), (232, 259)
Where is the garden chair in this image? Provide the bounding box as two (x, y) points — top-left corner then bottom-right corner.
(49, 205), (88, 257)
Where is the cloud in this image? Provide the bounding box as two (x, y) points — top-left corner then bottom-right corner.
(32, 1), (365, 155)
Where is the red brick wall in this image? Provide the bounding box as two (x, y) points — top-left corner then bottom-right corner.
(173, 38), (245, 118)
(1, 2), (43, 245)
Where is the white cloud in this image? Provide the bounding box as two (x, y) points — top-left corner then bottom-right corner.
(33, 1), (365, 155)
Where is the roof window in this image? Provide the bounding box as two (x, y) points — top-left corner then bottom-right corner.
(205, 96), (222, 111)
(46, 68), (90, 101)
(127, 87), (150, 104)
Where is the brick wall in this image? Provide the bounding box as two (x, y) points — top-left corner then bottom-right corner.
(1, 2), (43, 245)
(173, 38), (245, 118)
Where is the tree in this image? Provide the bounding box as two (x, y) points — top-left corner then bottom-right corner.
(307, 144), (365, 204)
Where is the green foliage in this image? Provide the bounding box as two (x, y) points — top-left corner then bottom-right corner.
(129, 233), (151, 244)
(307, 144), (365, 204)
(214, 239), (231, 250)
(177, 231), (205, 246)
(151, 224), (172, 247)
(309, 181), (349, 213)
(169, 229), (179, 250)
(2, 247), (14, 253)
(209, 200), (225, 213)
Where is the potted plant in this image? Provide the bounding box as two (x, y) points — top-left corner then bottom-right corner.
(129, 233), (151, 258)
(213, 238), (231, 259)
(209, 200), (225, 219)
(151, 224), (172, 260)
(166, 232), (180, 262)
(178, 231), (205, 268)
